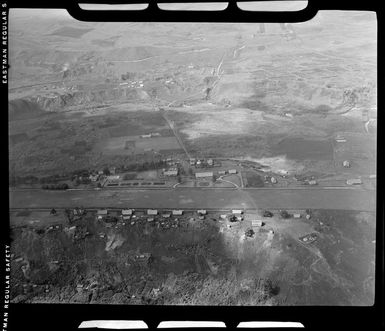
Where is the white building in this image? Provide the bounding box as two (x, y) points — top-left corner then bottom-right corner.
(147, 209), (158, 215)
(347, 178), (362, 185)
(335, 135), (347, 143)
(122, 209), (133, 216)
(195, 172), (213, 178)
(172, 210), (183, 216)
(228, 169), (237, 174)
(97, 210), (108, 216)
(97, 209), (108, 220)
(251, 220), (263, 227)
(343, 160), (351, 168)
(232, 210), (243, 215)
(197, 210), (207, 215)
(164, 169), (178, 176)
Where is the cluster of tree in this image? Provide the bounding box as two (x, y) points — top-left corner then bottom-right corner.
(40, 174), (71, 184)
(9, 175), (40, 186)
(9, 174), (72, 186)
(73, 177), (91, 186)
(72, 169), (91, 177)
(262, 279), (280, 297)
(123, 173), (136, 180)
(121, 71), (135, 81)
(280, 210), (291, 219)
(41, 183), (69, 190)
(245, 228), (255, 237)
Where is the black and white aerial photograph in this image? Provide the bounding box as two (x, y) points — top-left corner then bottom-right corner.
(8, 5), (376, 306)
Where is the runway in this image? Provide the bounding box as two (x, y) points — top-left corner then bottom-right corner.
(9, 187), (376, 211)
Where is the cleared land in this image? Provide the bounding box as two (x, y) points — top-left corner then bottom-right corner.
(9, 208), (375, 305)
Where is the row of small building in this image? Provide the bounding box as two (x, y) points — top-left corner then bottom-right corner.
(164, 168), (238, 179)
(189, 158), (214, 167)
(220, 209), (309, 227)
(96, 208), (208, 221)
(92, 208), (314, 232)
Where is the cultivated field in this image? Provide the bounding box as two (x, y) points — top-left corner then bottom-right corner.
(9, 11), (376, 182)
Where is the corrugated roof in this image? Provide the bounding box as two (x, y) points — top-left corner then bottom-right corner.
(196, 172), (213, 177)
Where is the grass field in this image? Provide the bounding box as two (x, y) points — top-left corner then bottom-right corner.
(243, 171), (264, 188)
(95, 136), (181, 155)
(271, 137), (334, 161)
(333, 132), (376, 176)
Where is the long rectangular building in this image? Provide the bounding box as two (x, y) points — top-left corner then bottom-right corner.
(147, 209), (158, 215)
(195, 172), (213, 178)
(346, 178), (362, 185)
(172, 210), (183, 216)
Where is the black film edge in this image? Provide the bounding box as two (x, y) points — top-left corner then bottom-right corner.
(65, 1), (318, 23)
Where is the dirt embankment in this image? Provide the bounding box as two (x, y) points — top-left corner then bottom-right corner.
(9, 99), (45, 121)
(12, 88), (150, 113)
